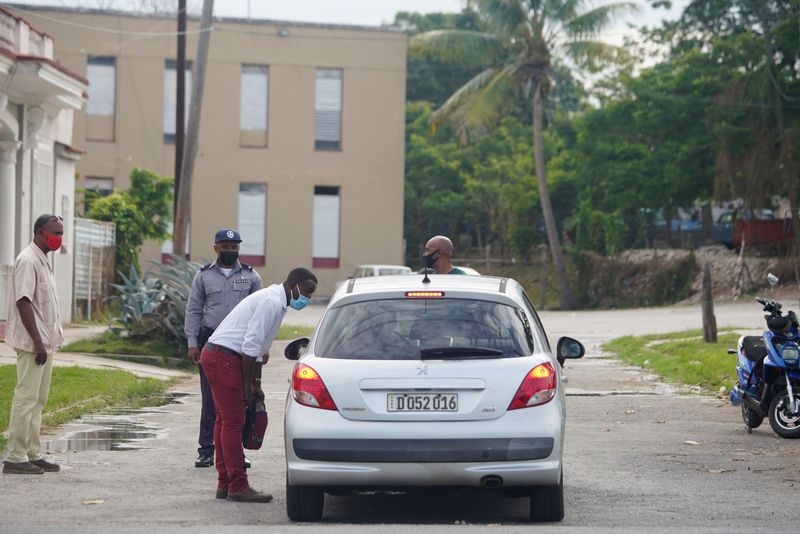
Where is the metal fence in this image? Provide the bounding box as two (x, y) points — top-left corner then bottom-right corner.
(72, 218), (116, 321)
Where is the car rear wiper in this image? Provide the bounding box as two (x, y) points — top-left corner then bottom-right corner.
(419, 346), (504, 359)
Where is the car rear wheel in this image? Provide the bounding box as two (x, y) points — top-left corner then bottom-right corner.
(528, 471), (564, 522)
(286, 479), (324, 522)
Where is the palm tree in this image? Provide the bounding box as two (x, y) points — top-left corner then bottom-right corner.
(410, 0), (637, 309)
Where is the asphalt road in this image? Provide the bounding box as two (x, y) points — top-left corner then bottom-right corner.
(2, 300), (799, 532)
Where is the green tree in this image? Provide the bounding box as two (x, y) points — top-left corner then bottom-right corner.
(410, 0), (636, 309)
(84, 167), (173, 278)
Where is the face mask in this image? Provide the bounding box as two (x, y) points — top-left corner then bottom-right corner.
(44, 232), (62, 253)
(218, 250), (239, 267)
(423, 251), (439, 269)
(290, 284), (310, 310)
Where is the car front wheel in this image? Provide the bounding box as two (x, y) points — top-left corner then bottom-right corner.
(286, 478), (324, 522)
(528, 471), (564, 522)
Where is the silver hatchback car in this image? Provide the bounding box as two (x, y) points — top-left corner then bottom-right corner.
(283, 274), (584, 522)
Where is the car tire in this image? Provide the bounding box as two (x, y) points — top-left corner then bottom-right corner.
(528, 471), (564, 522)
(286, 478), (324, 522)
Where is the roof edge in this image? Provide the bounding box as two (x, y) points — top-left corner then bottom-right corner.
(4, 2), (406, 34)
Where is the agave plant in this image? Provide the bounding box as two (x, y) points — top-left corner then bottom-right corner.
(107, 265), (164, 336)
(148, 254), (203, 344)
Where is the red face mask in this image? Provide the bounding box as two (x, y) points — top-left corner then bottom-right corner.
(44, 232), (62, 252)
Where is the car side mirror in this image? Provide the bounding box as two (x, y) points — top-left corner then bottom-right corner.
(284, 337), (310, 360)
(556, 337), (585, 364)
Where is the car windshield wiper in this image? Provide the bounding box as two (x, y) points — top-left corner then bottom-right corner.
(419, 346), (504, 359)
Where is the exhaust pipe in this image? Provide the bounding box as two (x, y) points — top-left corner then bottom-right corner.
(480, 475), (503, 489)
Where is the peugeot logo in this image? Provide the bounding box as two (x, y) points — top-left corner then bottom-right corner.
(416, 363), (428, 375)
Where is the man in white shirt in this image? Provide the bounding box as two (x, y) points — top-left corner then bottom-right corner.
(200, 267), (317, 503)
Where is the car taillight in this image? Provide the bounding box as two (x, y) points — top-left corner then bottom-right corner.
(508, 363), (557, 410)
(292, 363), (337, 411)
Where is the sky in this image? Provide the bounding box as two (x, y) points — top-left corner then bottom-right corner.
(7, 0), (692, 38)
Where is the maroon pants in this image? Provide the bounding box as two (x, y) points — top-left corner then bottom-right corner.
(199, 347), (248, 492)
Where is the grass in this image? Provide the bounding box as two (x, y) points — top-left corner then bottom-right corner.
(61, 325), (315, 359)
(603, 328), (742, 394)
(277, 324), (315, 340)
(62, 332), (181, 359)
(0, 365), (175, 450)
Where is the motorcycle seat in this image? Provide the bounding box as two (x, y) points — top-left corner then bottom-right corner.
(742, 336), (768, 362)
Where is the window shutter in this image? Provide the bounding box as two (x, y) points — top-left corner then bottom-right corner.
(315, 69), (341, 149)
(86, 57), (115, 116)
(240, 65), (268, 132)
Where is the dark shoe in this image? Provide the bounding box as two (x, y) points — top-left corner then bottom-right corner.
(244, 456), (251, 470)
(2, 461), (45, 475)
(226, 487), (273, 503)
(30, 458), (60, 472)
(215, 487), (228, 499)
(195, 454), (213, 468)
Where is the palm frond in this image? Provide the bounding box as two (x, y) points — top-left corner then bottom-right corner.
(409, 29), (505, 66)
(474, 0), (528, 36)
(562, 40), (630, 72)
(564, 2), (639, 39)
(431, 64), (520, 143)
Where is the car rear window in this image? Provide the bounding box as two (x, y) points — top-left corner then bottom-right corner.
(378, 268), (410, 275)
(314, 298), (535, 360)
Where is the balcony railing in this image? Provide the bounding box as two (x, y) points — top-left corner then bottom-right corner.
(0, 8), (53, 58)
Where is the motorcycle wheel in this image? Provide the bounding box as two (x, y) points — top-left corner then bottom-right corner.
(741, 405), (763, 430)
(768, 391), (800, 439)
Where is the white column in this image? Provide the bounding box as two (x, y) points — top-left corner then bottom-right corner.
(0, 140), (18, 266)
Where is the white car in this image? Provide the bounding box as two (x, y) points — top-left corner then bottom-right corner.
(283, 274), (584, 522)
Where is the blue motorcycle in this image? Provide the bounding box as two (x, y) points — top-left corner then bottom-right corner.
(729, 275), (800, 438)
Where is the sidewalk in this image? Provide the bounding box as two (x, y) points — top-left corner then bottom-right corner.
(0, 324), (189, 381)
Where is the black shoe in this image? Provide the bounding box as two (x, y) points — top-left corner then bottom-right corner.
(244, 456), (251, 470)
(195, 454), (213, 468)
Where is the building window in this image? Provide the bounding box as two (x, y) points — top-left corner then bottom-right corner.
(312, 186), (340, 268)
(163, 59), (192, 143)
(86, 56), (115, 141)
(238, 183), (267, 266)
(315, 69), (342, 151)
(82, 176), (114, 212)
(240, 64), (268, 148)
(84, 176), (114, 196)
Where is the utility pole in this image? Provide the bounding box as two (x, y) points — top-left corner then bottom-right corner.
(173, 0), (214, 256)
(174, 0), (186, 215)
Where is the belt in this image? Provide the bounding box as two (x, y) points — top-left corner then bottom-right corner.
(204, 342), (242, 358)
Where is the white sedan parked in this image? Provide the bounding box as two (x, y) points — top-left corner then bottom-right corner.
(283, 274), (584, 522)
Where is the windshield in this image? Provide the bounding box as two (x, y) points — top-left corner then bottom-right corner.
(314, 298), (535, 360)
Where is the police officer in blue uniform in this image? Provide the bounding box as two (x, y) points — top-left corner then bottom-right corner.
(185, 229), (262, 468)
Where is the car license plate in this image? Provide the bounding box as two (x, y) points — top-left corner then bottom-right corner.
(387, 393), (458, 412)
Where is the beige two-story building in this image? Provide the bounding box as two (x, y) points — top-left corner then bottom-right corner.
(7, 3), (407, 296)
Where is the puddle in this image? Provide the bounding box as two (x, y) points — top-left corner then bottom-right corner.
(42, 391), (192, 453)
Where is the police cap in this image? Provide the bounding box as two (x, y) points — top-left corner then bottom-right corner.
(214, 229), (242, 243)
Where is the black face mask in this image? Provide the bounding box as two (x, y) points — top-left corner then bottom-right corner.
(218, 251), (239, 267)
(423, 251), (438, 269)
